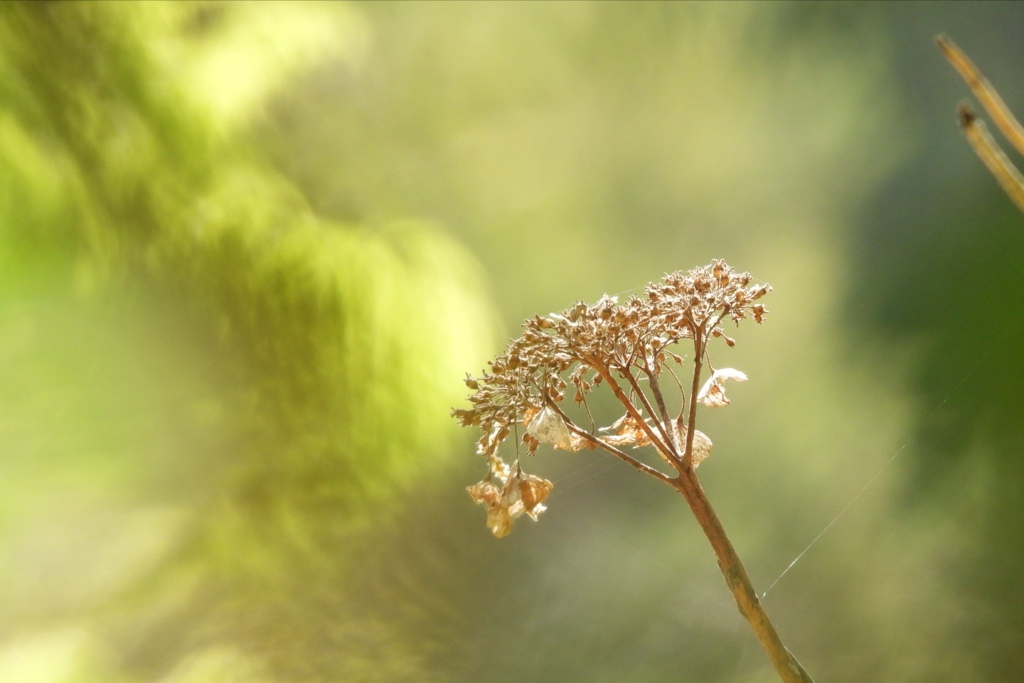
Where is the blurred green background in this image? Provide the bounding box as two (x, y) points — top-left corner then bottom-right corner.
(2, 2), (1023, 682)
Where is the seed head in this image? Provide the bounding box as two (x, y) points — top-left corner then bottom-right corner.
(453, 261), (770, 536)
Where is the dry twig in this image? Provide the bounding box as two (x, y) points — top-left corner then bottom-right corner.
(938, 34), (1024, 213)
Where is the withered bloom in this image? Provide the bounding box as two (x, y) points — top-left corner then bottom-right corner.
(453, 260), (770, 536)
(452, 262), (814, 683)
(467, 465), (553, 538)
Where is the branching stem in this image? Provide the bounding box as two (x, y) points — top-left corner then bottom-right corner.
(561, 419), (671, 483)
(956, 105), (1024, 213)
(682, 331), (705, 471)
(937, 34), (1024, 157)
(588, 358), (675, 460)
(620, 362), (680, 464)
(643, 354), (676, 448)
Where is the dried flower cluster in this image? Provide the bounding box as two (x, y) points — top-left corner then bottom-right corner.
(465, 462), (554, 538)
(453, 260), (770, 537)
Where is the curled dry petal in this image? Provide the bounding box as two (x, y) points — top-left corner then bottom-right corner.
(486, 505), (514, 538)
(677, 424), (714, 468)
(500, 473), (524, 518)
(569, 432), (596, 452)
(518, 472), (554, 521)
(599, 414), (654, 448)
(697, 368), (748, 407)
(521, 431), (541, 455)
(690, 429), (714, 467)
(476, 423), (509, 456)
(599, 413), (630, 433)
(501, 468), (554, 520)
(526, 405), (573, 450)
(467, 480), (502, 507)
(716, 368), (748, 381)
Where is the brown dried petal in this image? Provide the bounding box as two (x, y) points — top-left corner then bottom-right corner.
(500, 472), (523, 516)
(697, 368), (748, 407)
(691, 429), (714, 467)
(486, 505), (514, 538)
(521, 432), (541, 455)
(712, 259), (729, 286)
(467, 480), (502, 507)
(526, 405), (573, 450)
(518, 473), (554, 520)
(677, 425), (714, 468)
(488, 455), (511, 482)
(599, 414), (653, 448)
(569, 432), (595, 451)
(698, 381), (730, 407)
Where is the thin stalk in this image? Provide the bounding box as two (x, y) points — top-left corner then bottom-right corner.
(588, 359), (675, 461)
(937, 34), (1024, 157)
(562, 419), (674, 483)
(643, 354), (676, 445)
(937, 34), (1024, 214)
(676, 324), (814, 683)
(956, 105), (1024, 213)
(671, 471), (814, 683)
(621, 362), (680, 464)
(681, 330), (705, 470)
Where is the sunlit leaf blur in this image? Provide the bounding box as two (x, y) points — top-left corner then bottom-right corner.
(2, 3), (1024, 682)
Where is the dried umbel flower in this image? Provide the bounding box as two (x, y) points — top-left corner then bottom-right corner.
(453, 260), (770, 537)
(452, 262), (815, 683)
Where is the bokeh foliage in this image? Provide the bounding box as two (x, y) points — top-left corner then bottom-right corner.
(0, 3), (493, 681)
(3, 2), (1024, 683)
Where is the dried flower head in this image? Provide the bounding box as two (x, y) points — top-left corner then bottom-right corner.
(466, 463), (554, 538)
(452, 262), (811, 683)
(453, 260), (770, 536)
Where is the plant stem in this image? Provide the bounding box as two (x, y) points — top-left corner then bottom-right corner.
(674, 325), (813, 682)
(938, 35), (1024, 215)
(955, 104), (1024, 213)
(680, 333), (705, 470)
(550, 404), (673, 483)
(670, 471), (814, 683)
(589, 358), (675, 459)
(937, 34), (1024, 157)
